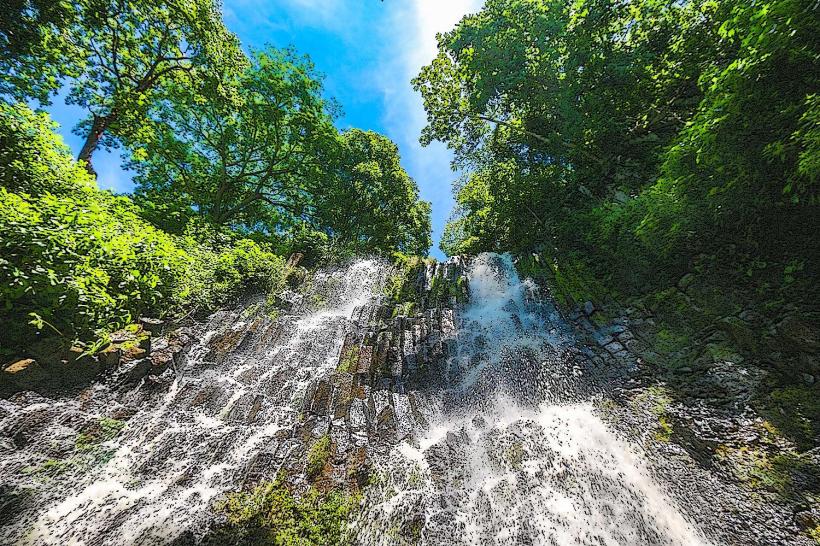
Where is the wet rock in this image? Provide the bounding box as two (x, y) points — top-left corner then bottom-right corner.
(794, 509), (817, 531)
(307, 379), (333, 416)
(717, 317), (757, 353)
(604, 341), (625, 355)
(584, 301), (596, 316)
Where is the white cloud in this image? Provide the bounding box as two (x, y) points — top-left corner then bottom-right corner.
(375, 1), (483, 257)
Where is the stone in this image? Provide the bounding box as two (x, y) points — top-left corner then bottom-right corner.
(596, 335), (614, 347)
(139, 317), (165, 335)
(583, 301), (596, 316)
(717, 316), (757, 353)
(309, 379), (333, 415)
(98, 345), (121, 369)
(4, 358), (38, 375)
(794, 510), (817, 530)
(1, 359), (47, 393)
(356, 345), (374, 375)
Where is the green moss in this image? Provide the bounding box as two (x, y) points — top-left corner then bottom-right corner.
(656, 416), (673, 442)
(633, 386), (674, 442)
(391, 301), (417, 318)
(22, 458), (73, 477)
(307, 435), (332, 480)
(716, 445), (820, 501)
(75, 417), (126, 451)
(755, 387), (820, 451)
(808, 525), (820, 544)
(407, 467), (423, 489)
(216, 476), (360, 546)
(337, 345), (360, 373)
(653, 328), (690, 354)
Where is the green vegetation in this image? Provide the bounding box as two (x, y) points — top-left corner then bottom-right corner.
(420, 0), (818, 314)
(384, 253), (467, 313)
(418, 0), (819, 465)
(0, 1), (433, 362)
(22, 416), (127, 477)
(75, 417), (125, 451)
(337, 345), (360, 374)
(756, 386), (820, 452)
(0, 103), (289, 357)
(215, 477), (359, 546)
(716, 444), (820, 502)
(306, 435), (332, 480)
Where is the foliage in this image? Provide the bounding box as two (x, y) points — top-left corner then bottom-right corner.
(0, 185), (188, 354)
(176, 228), (288, 314)
(314, 129), (432, 257)
(130, 54), (432, 259)
(215, 477), (359, 546)
(1, 0), (241, 173)
(421, 0), (818, 302)
(306, 435), (332, 480)
(0, 0), (79, 103)
(131, 47), (336, 233)
(0, 102), (95, 195)
(0, 103), (288, 357)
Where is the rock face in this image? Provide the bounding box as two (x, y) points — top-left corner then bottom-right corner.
(292, 259), (469, 491)
(1, 255), (815, 546)
(0, 322), (191, 396)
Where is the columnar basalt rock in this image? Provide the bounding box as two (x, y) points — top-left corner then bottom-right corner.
(292, 258), (470, 492)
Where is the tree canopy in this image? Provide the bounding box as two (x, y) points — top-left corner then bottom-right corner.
(421, 0), (819, 288)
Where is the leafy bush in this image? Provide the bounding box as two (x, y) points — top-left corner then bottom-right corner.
(0, 187), (189, 354)
(0, 103), (289, 358)
(0, 102), (94, 195)
(214, 477), (359, 546)
(179, 233), (288, 313)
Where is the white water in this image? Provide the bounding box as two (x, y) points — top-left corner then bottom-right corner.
(355, 253), (709, 546)
(0, 254), (710, 545)
(0, 259), (388, 546)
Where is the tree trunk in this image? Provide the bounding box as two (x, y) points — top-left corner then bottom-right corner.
(78, 115), (110, 177)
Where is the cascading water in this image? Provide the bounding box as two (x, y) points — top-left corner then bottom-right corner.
(0, 253), (713, 546)
(354, 253), (709, 546)
(0, 259), (388, 545)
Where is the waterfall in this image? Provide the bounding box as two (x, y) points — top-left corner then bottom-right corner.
(0, 259), (388, 546)
(354, 253), (709, 546)
(0, 254), (711, 545)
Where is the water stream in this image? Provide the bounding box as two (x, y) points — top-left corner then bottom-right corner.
(354, 254), (709, 546)
(0, 260), (387, 545)
(0, 254), (709, 545)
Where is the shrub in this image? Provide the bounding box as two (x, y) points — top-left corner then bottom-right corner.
(215, 477), (359, 546)
(0, 103), (289, 359)
(0, 186), (189, 354)
(0, 102), (94, 195)
(177, 231), (288, 314)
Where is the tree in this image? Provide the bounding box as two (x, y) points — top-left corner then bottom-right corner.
(315, 129), (432, 257)
(0, 0), (79, 103)
(66, 0), (240, 175)
(419, 0), (724, 255)
(130, 47), (338, 234)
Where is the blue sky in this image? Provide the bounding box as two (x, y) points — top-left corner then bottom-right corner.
(45, 0), (483, 259)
